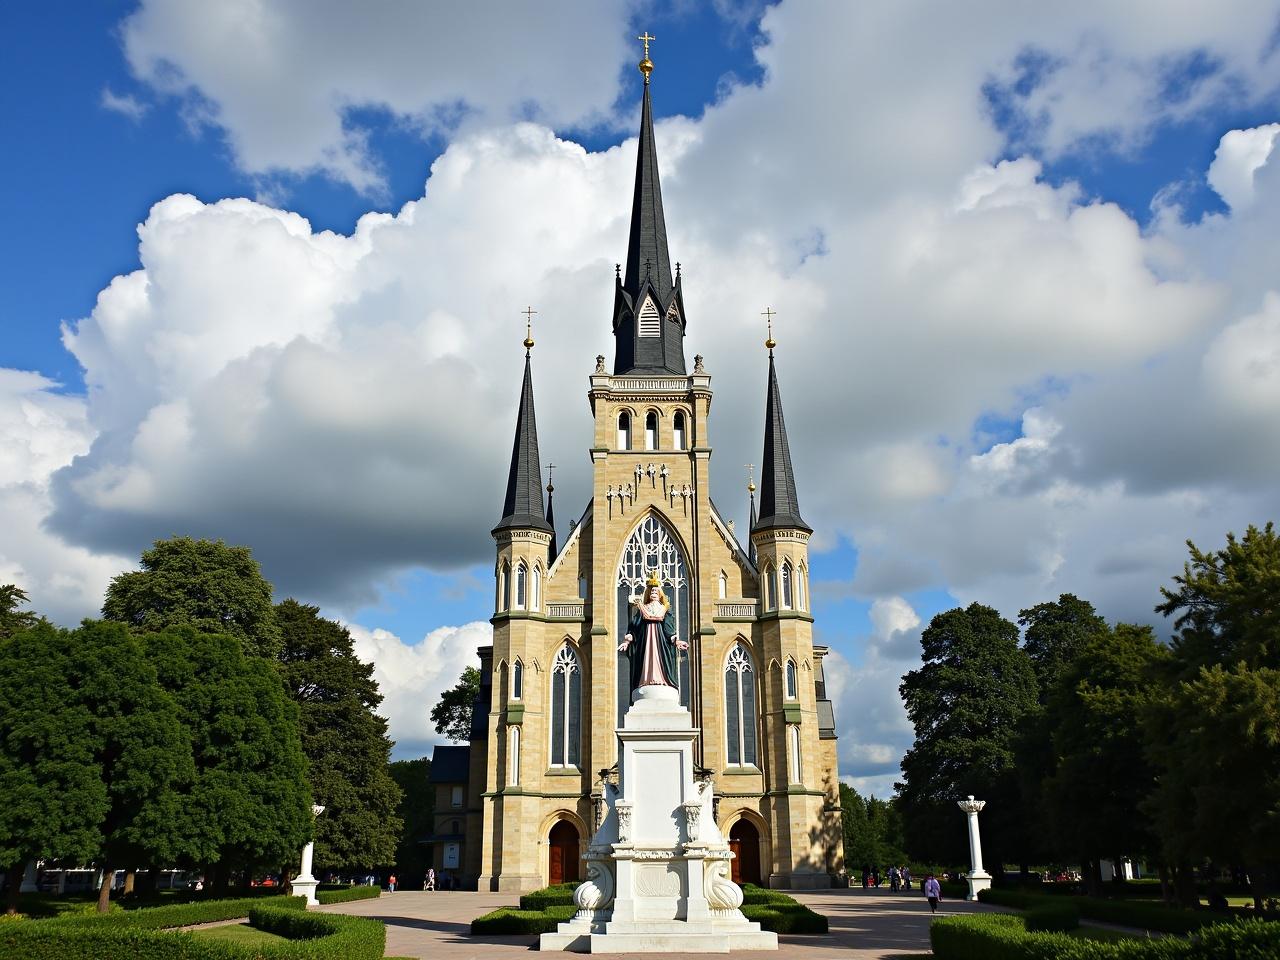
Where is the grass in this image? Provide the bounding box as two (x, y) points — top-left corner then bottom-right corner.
(190, 921), (290, 946)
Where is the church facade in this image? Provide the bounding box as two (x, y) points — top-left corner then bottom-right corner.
(457, 60), (844, 892)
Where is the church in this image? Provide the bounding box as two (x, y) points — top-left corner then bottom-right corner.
(432, 49), (844, 892)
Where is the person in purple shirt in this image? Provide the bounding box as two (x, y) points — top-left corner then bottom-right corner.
(924, 874), (942, 913)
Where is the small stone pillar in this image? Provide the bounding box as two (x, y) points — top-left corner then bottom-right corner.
(19, 861), (38, 893)
(956, 795), (991, 900)
(291, 804), (326, 907)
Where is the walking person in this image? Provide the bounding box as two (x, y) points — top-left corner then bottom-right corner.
(424, 867), (436, 891)
(388, 873), (397, 893)
(902, 865), (912, 891)
(924, 874), (942, 914)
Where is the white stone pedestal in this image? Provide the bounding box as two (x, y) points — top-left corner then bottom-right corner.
(957, 795), (991, 901)
(19, 861), (39, 894)
(290, 804), (326, 907)
(540, 686), (777, 953)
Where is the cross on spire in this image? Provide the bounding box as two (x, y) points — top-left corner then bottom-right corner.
(637, 31), (655, 82)
(522, 305), (537, 354)
(762, 307), (777, 354)
(546, 462), (556, 492)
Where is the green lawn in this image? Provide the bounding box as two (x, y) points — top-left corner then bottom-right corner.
(190, 922), (290, 946)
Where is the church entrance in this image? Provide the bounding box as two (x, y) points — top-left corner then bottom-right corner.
(728, 820), (762, 886)
(548, 821), (580, 886)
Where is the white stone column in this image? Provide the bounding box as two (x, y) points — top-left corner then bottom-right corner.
(19, 860), (38, 893)
(956, 795), (991, 900)
(291, 804), (326, 907)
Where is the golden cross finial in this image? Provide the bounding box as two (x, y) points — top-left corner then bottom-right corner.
(745, 463), (756, 494)
(522, 306), (537, 353)
(762, 307), (777, 352)
(637, 32), (655, 82)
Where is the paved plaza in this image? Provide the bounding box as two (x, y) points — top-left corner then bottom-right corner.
(318, 887), (998, 959)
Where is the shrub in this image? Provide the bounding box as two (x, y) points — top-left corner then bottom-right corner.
(247, 904), (386, 959)
(977, 887), (1235, 934)
(315, 885), (380, 905)
(49, 895), (306, 930)
(1024, 902), (1079, 932)
(471, 905), (577, 935)
(519, 887), (577, 910)
(740, 902), (828, 934)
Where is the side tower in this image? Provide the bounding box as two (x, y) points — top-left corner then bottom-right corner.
(750, 329), (845, 887)
(479, 332), (556, 892)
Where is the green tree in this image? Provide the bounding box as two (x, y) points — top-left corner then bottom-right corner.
(839, 784), (873, 872)
(142, 627), (312, 887)
(276, 600), (402, 872)
(0, 585), (40, 640)
(1020, 594), (1109, 696)
(1146, 523), (1280, 910)
(0, 622), (106, 914)
(1043, 624), (1167, 896)
(431, 667), (481, 743)
(1156, 522), (1280, 675)
(104, 537), (281, 658)
(63, 621), (195, 912)
(898, 603), (1038, 871)
(389, 757), (434, 885)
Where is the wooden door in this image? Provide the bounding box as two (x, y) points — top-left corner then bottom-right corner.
(549, 843), (565, 885)
(729, 820), (761, 886)
(548, 821), (579, 885)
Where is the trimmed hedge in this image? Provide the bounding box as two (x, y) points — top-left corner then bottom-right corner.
(740, 902), (828, 934)
(1025, 902), (1080, 932)
(978, 887), (1234, 934)
(518, 884), (577, 911)
(471, 904), (578, 934)
(315, 885), (380, 905)
(0, 903), (384, 960)
(48, 895), (307, 930)
(931, 913), (1280, 960)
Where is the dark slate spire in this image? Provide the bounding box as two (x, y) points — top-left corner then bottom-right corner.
(493, 351), (552, 535)
(612, 54), (686, 375)
(756, 354), (812, 533)
(748, 477), (758, 566)
(545, 468), (558, 562)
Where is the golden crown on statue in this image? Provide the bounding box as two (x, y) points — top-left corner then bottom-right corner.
(645, 569), (661, 587)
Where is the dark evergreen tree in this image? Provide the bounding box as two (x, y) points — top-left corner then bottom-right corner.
(431, 667), (481, 743)
(898, 603), (1038, 872)
(276, 600), (402, 872)
(389, 757), (434, 885)
(0, 622), (105, 914)
(142, 627), (311, 886)
(104, 537), (281, 658)
(1020, 594), (1109, 696)
(839, 784), (873, 873)
(0, 584), (40, 640)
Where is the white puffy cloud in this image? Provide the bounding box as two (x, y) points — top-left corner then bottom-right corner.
(100, 87), (149, 122)
(119, 0), (632, 192)
(1207, 124), (1280, 211)
(347, 619), (492, 759)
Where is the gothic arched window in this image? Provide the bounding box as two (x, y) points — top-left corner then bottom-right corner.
(498, 562), (510, 612)
(788, 724), (802, 783)
(509, 726), (521, 785)
(616, 513), (691, 722)
(673, 411), (687, 450)
(725, 642), (758, 766)
(645, 411), (658, 450)
(550, 644), (582, 767)
(785, 659), (798, 700)
(781, 562), (793, 609)
(617, 411), (631, 450)
(531, 565), (541, 611)
(515, 562), (528, 609)
(797, 564), (807, 611)
(638, 296), (661, 337)
(718, 570), (728, 600)
(512, 659), (524, 700)
(763, 564), (775, 611)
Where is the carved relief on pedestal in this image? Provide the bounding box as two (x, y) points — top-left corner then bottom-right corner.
(615, 801), (633, 844)
(574, 860), (616, 913)
(704, 858), (744, 912)
(635, 863), (683, 898)
(682, 801), (702, 843)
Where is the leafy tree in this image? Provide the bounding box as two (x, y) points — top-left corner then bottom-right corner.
(898, 603), (1038, 871)
(58, 621), (195, 912)
(142, 627), (312, 887)
(276, 600), (402, 872)
(0, 585), (40, 640)
(1146, 523), (1280, 910)
(104, 537), (281, 658)
(1043, 624), (1167, 896)
(431, 667), (481, 743)
(0, 623), (106, 914)
(840, 784), (873, 872)
(389, 757), (434, 885)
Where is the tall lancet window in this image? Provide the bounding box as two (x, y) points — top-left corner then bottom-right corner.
(785, 659), (798, 700)
(550, 644), (581, 767)
(788, 725), (802, 783)
(673, 411), (687, 450)
(725, 642), (758, 766)
(515, 562), (527, 609)
(531, 566), (541, 611)
(645, 412), (658, 451)
(509, 726), (521, 784)
(616, 513), (691, 723)
(512, 659), (523, 700)
(780, 562), (793, 609)
(617, 411), (631, 450)
(638, 296), (661, 337)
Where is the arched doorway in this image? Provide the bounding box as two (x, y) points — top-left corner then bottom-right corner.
(548, 821), (580, 885)
(728, 820), (762, 886)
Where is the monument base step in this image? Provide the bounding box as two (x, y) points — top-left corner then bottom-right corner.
(539, 918), (778, 953)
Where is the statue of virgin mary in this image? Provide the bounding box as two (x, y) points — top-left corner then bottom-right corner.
(618, 571), (689, 695)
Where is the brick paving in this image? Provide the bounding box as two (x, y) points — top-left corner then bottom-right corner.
(317, 886), (998, 958)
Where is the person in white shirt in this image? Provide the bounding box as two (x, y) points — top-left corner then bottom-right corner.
(923, 874), (942, 914)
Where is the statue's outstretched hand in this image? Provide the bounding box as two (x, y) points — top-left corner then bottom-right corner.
(674, 639), (689, 651)
(618, 635), (632, 652)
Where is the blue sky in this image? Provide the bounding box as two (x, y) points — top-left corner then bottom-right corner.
(4, 2), (1280, 789)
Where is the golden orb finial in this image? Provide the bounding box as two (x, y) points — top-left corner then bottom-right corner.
(746, 463), (756, 493)
(521, 305), (537, 353)
(762, 306), (777, 352)
(638, 32), (655, 82)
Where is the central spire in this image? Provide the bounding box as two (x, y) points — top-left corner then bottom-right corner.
(612, 35), (686, 376)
